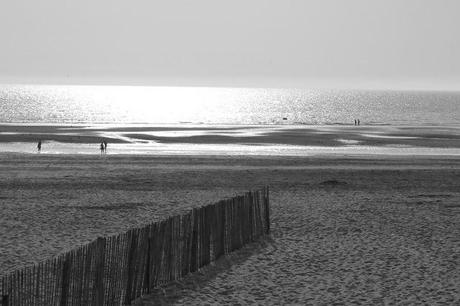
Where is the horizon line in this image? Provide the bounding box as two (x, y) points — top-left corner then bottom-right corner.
(1, 76), (460, 92)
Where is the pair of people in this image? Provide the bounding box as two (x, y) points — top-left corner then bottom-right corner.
(100, 140), (108, 154)
(354, 119), (361, 126)
(37, 139), (109, 154)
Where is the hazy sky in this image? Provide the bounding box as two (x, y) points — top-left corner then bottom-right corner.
(1, 0), (460, 89)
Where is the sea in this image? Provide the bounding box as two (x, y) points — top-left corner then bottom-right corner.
(1, 84), (460, 125)
(1, 84), (460, 156)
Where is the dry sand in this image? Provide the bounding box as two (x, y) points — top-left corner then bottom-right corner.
(1, 154), (460, 304)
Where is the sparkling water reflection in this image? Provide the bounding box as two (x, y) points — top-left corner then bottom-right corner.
(1, 85), (460, 125)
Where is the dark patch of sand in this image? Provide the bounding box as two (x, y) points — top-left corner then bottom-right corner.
(319, 179), (348, 187)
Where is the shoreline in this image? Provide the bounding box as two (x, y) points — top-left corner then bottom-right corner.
(1, 143), (460, 157)
(1, 123), (460, 156)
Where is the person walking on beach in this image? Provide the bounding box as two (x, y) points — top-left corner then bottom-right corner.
(37, 140), (42, 153)
(357, 119), (360, 126)
(100, 141), (105, 155)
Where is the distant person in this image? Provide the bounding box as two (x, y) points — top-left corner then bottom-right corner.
(103, 140), (107, 153)
(354, 119), (357, 126)
(37, 140), (42, 153)
(357, 119), (360, 126)
(100, 142), (105, 155)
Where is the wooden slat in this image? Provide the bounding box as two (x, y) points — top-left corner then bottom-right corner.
(93, 237), (105, 306)
(119, 232), (129, 304)
(190, 209), (199, 272)
(60, 252), (70, 306)
(265, 186), (270, 234)
(181, 212), (191, 277)
(138, 227), (149, 297)
(109, 235), (118, 304)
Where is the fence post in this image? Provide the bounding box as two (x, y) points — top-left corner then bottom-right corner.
(264, 186), (270, 234)
(124, 230), (138, 305)
(190, 209), (199, 272)
(143, 228), (151, 294)
(94, 237), (106, 306)
(60, 253), (71, 306)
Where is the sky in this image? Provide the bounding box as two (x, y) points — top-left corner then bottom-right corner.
(1, 0), (460, 90)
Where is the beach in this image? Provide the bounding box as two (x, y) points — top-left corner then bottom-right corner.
(1, 124), (460, 156)
(2, 1), (460, 303)
(1, 153), (460, 304)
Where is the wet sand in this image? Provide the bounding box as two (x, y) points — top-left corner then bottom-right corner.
(1, 154), (460, 304)
(2, 124), (460, 157)
(1, 124), (460, 148)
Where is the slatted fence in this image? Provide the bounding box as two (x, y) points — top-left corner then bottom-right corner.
(0, 187), (270, 306)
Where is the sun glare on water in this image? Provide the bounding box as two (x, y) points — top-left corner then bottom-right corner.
(69, 85), (227, 124)
(57, 85), (288, 125)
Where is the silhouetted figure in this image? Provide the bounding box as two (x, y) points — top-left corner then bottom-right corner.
(357, 119), (360, 126)
(100, 142), (105, 155)
(103, 140), (107, 153)
(37, 140), (42, 153)
(354, 119), (357, 126)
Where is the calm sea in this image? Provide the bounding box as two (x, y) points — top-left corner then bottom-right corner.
(1, 84), (460, 126)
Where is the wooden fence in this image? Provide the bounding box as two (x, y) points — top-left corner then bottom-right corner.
(0, 187), (270, 306)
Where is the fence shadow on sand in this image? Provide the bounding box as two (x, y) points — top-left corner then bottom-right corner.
(134, 237), (272, 305)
